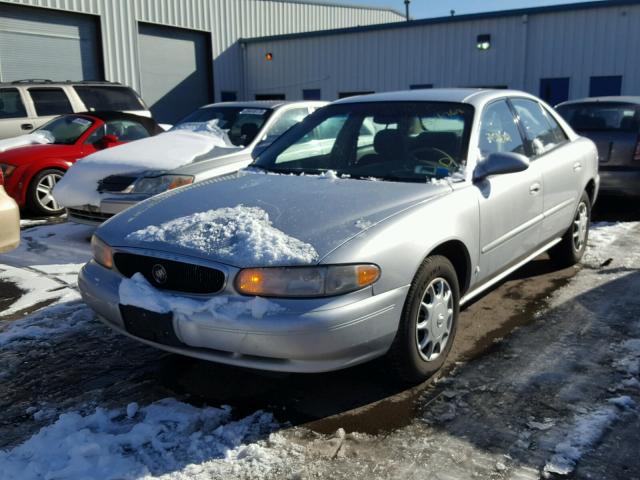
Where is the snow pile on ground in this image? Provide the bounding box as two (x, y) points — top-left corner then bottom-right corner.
(0, 131), (53, 153)
(0, 265), (80, 317)
(120, 273), (283, 320)
(0, 302), (90, 347)
(543, 397), (635, 476)
(53, 122), (238, 208)
(0, 222), (93, 268)
(0, 398), (285, 480)
(583, 221), (640, 266)
(127, 205), (319, 266)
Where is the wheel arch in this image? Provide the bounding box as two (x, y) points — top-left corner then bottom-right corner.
(426, 239), (472, 295)
(585, 178), (597, 206)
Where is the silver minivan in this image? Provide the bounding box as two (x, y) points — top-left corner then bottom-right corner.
(0, 80), (151, 139)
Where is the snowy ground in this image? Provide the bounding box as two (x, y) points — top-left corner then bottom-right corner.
(0, 216), (639, 479)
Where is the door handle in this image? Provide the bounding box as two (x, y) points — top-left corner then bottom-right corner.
(21, 123), (34, 130)
(529, 182), (541, 195)
(573, 161), (582, 172)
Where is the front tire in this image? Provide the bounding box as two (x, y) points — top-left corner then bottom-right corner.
(27, 168), (65, 216)
(548, 190), (590, 268)
(387, 255), (460, 384)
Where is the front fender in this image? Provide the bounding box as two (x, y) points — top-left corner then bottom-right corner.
(14, 159), (71, 205)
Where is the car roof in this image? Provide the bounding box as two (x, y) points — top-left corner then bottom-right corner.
(332, 88), (537, 107)
(0, 79), (124, 87)
(557, 96), (640, 107)
(198, 100), (326, 110)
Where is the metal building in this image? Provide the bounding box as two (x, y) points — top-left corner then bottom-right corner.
(241, 0), (640, 104)
(0, 0), (403, 121)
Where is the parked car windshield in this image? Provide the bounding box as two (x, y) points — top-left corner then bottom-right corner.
(254, 101), (474, 182)
(36, 115), (95, 145)
(556, 102), (640, 132)
(173, 106), (274, 147)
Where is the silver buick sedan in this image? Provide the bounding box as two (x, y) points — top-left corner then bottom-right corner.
(79, 89), (599, 383)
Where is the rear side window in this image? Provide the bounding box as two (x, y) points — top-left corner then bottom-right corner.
(0, 88), (27, 119)
(479, 100), (525, 160)
(511, 98), (563, 155)
(556, 102), (640, 132)
(29, 88), (74, 116)
(86, 119), (151, 143)
(74, 86), (146, 111)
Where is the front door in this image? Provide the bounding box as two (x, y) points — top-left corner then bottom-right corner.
(475, 99), (544, 283)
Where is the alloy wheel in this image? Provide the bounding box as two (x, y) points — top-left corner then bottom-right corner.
(35, 172), (63, 212)
(416, 277), (454, 362)
(572, 201), (588, 251)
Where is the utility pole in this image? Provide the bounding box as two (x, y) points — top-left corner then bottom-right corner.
(404, 0), (411, 21)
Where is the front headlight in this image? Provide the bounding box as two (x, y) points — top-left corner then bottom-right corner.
(235, 264), (380, 298)
(91, 235), (113, 269)
(130, 175), (194, 195)
(0, 164), (16, 178)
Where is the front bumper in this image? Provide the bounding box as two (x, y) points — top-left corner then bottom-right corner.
(598, 169), (640, 197)
(67, 195), (149, 225)
(79, 260), (407, 373)
(0, 186), (20, 252)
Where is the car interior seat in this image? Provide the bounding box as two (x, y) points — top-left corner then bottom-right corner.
(358, 129), (402, 165)
(240, 123), (260, 146)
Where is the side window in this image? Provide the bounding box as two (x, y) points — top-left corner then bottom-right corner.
(29, 88), (73, 116)
(511, 98), (563, 156)
(479, 100), (526, 160)
(541, 107), (568, 144)
(0, 88), (27, 119)
(74, 86), (145, 111)
(105, 120), (150, 141)
(265, 108), (309, 140)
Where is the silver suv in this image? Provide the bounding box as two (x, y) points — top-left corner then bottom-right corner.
(0, 80), (151, 139)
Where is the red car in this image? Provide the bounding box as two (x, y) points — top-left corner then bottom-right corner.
(0, 111), (163, 215)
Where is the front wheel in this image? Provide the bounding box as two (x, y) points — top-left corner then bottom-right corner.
(387, 255), (460, 384)
(548, 190), (591, 268)
(27, 168), (65, 216)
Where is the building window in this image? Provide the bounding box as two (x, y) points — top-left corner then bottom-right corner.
(539, 78), (570, 106)
(302, 89), (321, 100)
(221, 91), (237, 102)
(255, 94), (285, 100)
(589, 76), (622, 97)
(410, 84), (433, 90)
(338, 91), (374, 99)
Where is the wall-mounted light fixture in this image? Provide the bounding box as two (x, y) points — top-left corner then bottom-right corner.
(265, 52), (273, 61)
(476, 34), (491, 51)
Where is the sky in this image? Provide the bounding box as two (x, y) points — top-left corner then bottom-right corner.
(340, 0), (599, 19)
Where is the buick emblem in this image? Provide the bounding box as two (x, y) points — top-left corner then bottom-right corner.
(151, 264), (168, 284)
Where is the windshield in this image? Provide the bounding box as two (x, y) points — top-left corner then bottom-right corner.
(36, 115), (95, 145)
(254, 101), (474, 182)
(174, 107), (273, 147)
(556, 102), (640, 132)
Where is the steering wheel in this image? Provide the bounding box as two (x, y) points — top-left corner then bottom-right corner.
(409, 147), (459, 170)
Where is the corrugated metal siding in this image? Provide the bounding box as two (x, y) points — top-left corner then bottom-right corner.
(0, 0), (402, 99)
(243, 3), (640, 101)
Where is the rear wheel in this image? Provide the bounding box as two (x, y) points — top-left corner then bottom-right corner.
(387, 255), (460, 384)
(27, 168), (65, 216)
(548, 190), (590, 268)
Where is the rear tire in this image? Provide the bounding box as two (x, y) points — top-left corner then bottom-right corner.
(27, 168), (65, 216)
(548, 190), (591, 268)
(387, 255), (460, 384)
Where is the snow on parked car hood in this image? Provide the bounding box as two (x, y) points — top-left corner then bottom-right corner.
(52, 121), (241, 208)
(98, 171), (452, 267)
(0, 131), (53, 152)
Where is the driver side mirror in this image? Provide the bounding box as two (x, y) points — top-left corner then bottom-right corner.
(473, 152), (529, 181)
(96, 134), (119, 149)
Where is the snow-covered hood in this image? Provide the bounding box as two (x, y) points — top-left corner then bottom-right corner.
(53, 129), (242, 208)
(0, 132), (53, 153)
(98, 171), (452, 268)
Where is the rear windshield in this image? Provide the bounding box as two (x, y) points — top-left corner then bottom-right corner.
(74, 86), (146, 112)
(556, 102), (640, 132)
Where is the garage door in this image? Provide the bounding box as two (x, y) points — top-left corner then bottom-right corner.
(138, 23), (212, 124)
(0, 4), (102, 82)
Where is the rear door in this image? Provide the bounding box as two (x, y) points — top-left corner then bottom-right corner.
(511, 98), (579, 241)
(476, 99), (544, 282)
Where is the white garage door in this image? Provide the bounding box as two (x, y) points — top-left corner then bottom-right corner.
(0, 4), (102, 82)
(138, 23), (212, 124)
